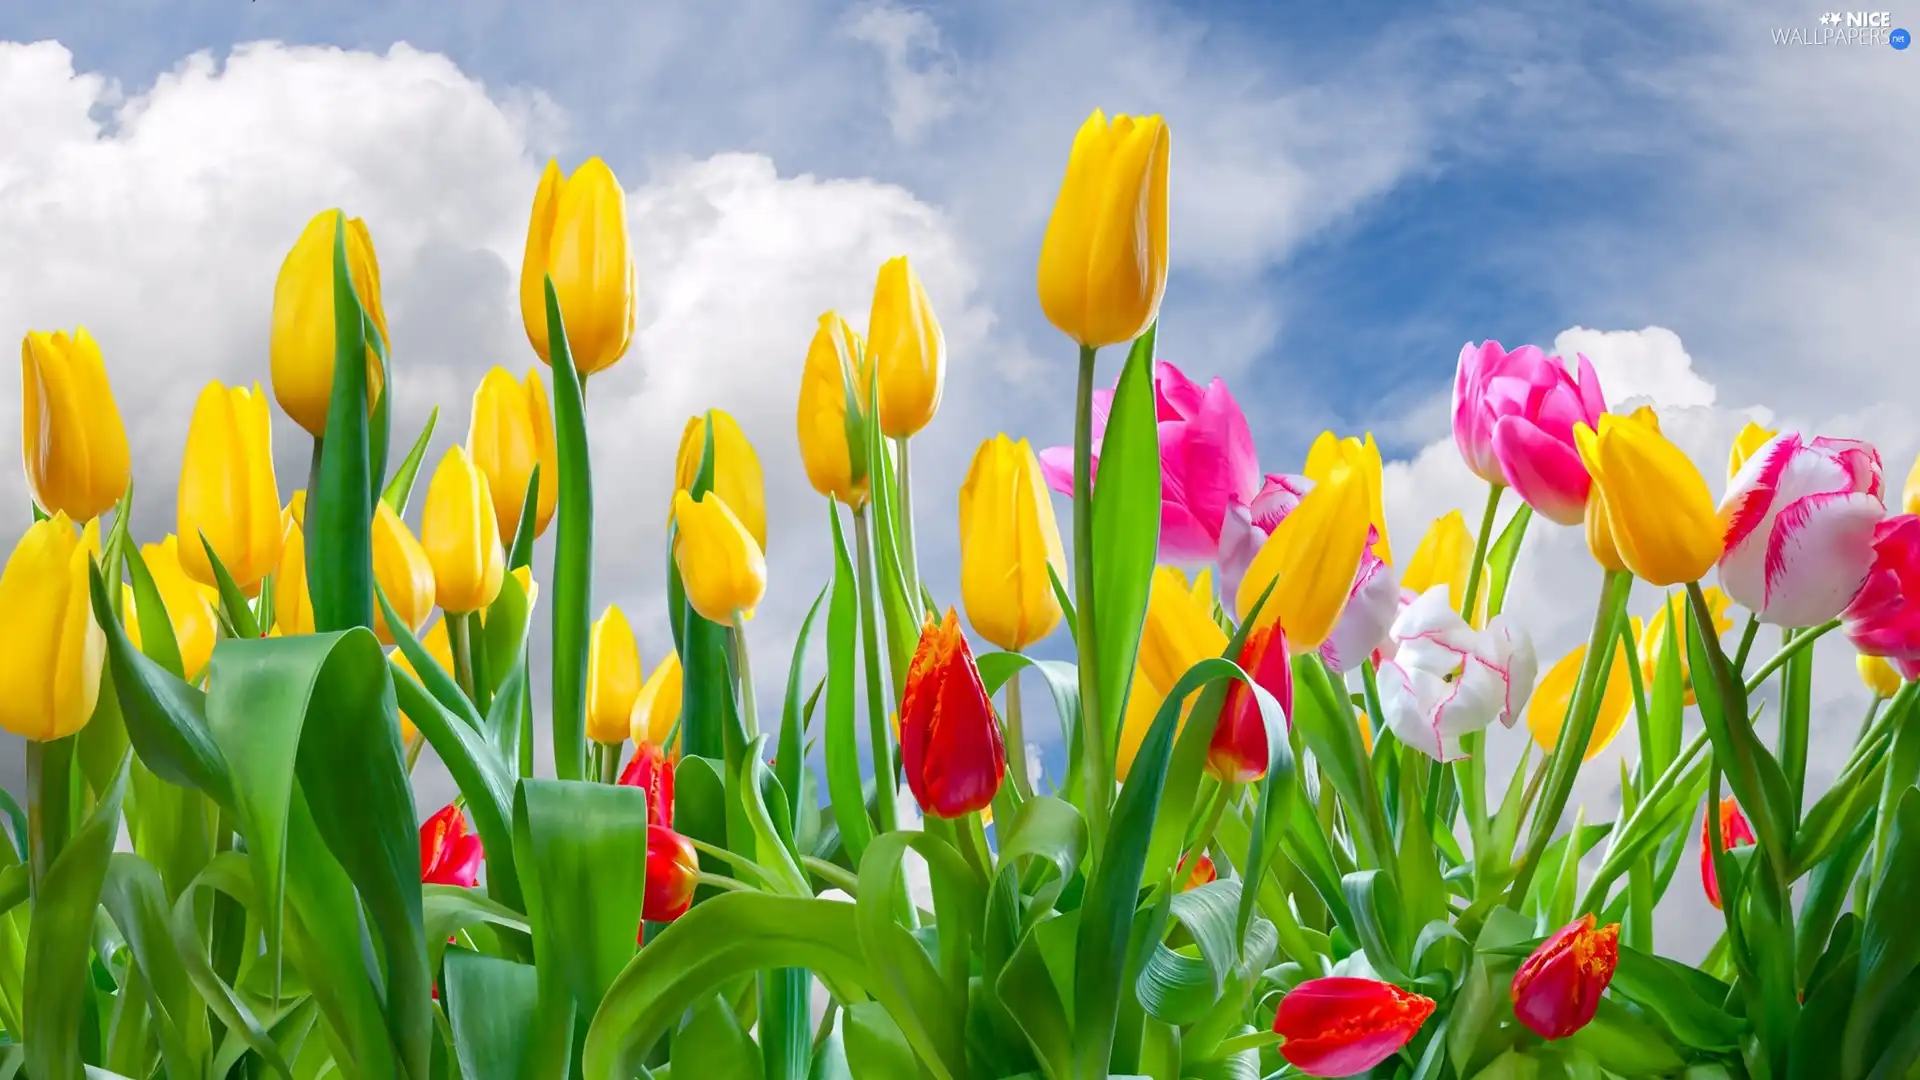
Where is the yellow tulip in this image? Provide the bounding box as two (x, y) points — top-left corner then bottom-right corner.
(269, 210), (389, 438)
(1727, 421), (1777, 480)
(276, 511), (315, 637)
(1528, 641), (1634, 761)
(1640, 588), (1734, 706)
(1117, 567), (1226, 779)
(177, 382), (283, 596)
(1858, 653), (1902, 698)
(371, 502), (435, 646)
(1584, 483), (1628, 575)
(1401, 510), (1474, 610)
(21, 328), (131, 522)
(468, 366), (559, 539)
(1904, 453), (1920, 516)
(1573, 412), (1719, 587)
(0, 514), (104, 741)
(671, 490), (767, 624)
(1036, 110), (1171, 349)
(796, 311), (872, 507)
(868, 256), (945, 438)
(1356, 706), (1374, 756)
(390, 619), (456, 745)
(134, 536), (221, 681)
(420, 447), (505, 615)
(1304, 431), (1391, 565)
(630, 652), (684, 747)
(674, 410), (767, 551)
(587, 605), (643, 745)
(958, 435), (1066, 652)
(519, 158), (635, 376)
(287, 490), (307, 528)
(1236, 459), (1373, 651)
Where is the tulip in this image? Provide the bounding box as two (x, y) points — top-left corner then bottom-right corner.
(868, 256), (945, 438)
(1640, 588), (1735, 706)
(1119, 568), (1228, 779)
(390, 618), (456, 743)
(1859, 653), (1902, 698)
(899, 609), (1006, 817)
(1574, 412), (1720, 586)
(1718, 433), (1885, 627)
(1402, 511), (1475, 613)
(177, 382), (283, 596)
(270, 210), (389, 437)
(1305, 432), (1392, 564)
(1376, 587), (1537, 762)
(1209, 621), (1291, 783)
(630, 652), (684, 748)
(643, 823), (699, 922)
(587, 605), (642, 745)
(420, 447), (506, 615)
(135, 536), (221, 682)
(1036, 110), (1170, 349)
(0, 515), (105, 741)
(1842, 514), (1920, 681)
(1527, 640), (1634, 762)
(519, 158), (635, 375)
(619, 740), (675, 828)
(1453, 342), (1607, 526)
(675, 410), (767, 551)
(420, 803), (482, 888)
(1701, 796), (1757, 909)
(670, 491), (767, 624)
(1904, 454), (1920, 516)
(795, 312), (871, 507)
(960, 435), (1066, 652)
(286, 490), (307, 529)
(1178, 853), (1216, 891)
(468, 366), (559, 539)
(276, 513), (316, 637)
(1511, 914), (1620, 1040)
(1235, 459), (1374, 654)
(21, 328), (132, 521)
(1273, 977), (1436, 1078)
(1728, 421), (1778, 480)
(372, 502), (435, 646)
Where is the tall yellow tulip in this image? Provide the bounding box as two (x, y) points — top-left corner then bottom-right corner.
(21, 328), (131, 521)
(1859, 653), (1902, 698)
(958, 434), (1065, 652)
(0, 514), (104, 741)
(1117, 567), (1226, 779)
(675, 410), (767, 551)
(519, 158), (635, 375)
(1904, 452), (1920, 516)
(1236, 459), (1373, 651)
(270, 210), (389, 438)
(372, 502), (435, 646)
(1727, 421), (1777, 480)
(177, 382), (283, 596)
(1036, 110), (1171, 349)
(276, 508), (315, 636)
(671, 490), (766, 624)
(796, 312), (871, 507)
(868, 256), (945, 438)
(1402, 510), (1474, 609)
(135, 536), (221, 681)
(1305, 431), (1391, 565)
(1640, 588), (1734, 706)
(630, 652), (684, 748)
(468, 366), (560, 539)
(1528, 642), (1634, 761)
(586, 605), (643, 745)
(1574, 412), (1720, 587)
(421, 447), (505, 615)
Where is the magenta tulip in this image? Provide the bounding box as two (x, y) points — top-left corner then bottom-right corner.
(1843, 514), (1920, 680)
(1718, 433), (1884, 627)
(1452, 341), (1607, 525)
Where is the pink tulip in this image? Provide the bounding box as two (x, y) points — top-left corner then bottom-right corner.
(1842, 514), (1920, 680)
(1719, 433), (1885, 627)
(1452, 341), (1607, 526)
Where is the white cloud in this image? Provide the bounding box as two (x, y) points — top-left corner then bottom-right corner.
(1552, 326), (1716, 410)
(842, 1), (959, 144)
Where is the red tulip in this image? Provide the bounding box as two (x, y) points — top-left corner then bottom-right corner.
(1701, 796), (1757, 909)
(618, 740), (676, 830)
(1210, 621), (1292, 783)
(1178, 852), (1216, 891)
(420, 803), (482, 888)
(1274, 977), (1435, 1077)
(1511, 914), (1620, 1039)
(644, 823), (699, 923)
(899, 609), (1005, 818)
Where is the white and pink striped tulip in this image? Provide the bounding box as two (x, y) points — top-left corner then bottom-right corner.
(1717, 433), (1885, 627)
(1375, 587), (1537, 762)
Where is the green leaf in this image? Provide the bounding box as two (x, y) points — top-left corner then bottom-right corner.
(391, 665), (523, 909)
(1088, 324), (1162, 774)
(1482, 503), (1532, 622)
(1843, 785), (1920, 1075)
(977, 653), (1083, 763)
(1686, 585), (1794, 886)
(24, 756), (128, 1080)
(379, 404), (440, 514)
(780, 587), (830, 836)
(195, 535), (261, 641)
(96, 854), (206, 1080)
(310, 211), (375, 634)
(482, 566), (538, 701)
(842, 1001), (919, 1079)
(669, 418), (734, 764)
(122, 542), (186, 680)
(507, 465), (541, 571)
(675, 994), (763, 1079)
(855, 830), (984, 1079)
(1606, 944), (1743, 1050)
(544, 275), (594, 782)
(823, 504), (873, 864)
(994, 915), (1076, 1080)
(383, 585), (487, 733)
(1135, 880), (1275, 1026)
(445, 949), (541, 1080)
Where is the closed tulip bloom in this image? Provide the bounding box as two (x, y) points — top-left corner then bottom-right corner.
(1235, 459), (1374, 654)
(1640, 588), (1735, 706)
(421, 447), (506, 614)
(796, 312), (872, 507)
(1717, 433), (1885, 627)
(468, 366), (559, 539)
(520, 158), (635, 375)
(868, 256), (945, 437)
(644, 824), (699, 922)
(137, 535), (221, 682)
(420, 803), (483, 888)
(1701, 796), (1757, 909)
(618, 740), (675, 828)
(22, 328), (132, 521)
(1574, 413), (1720, 586)
(270, 210), (389, 437)
(1905, 454), (1920, 515)
(960, 435), (1066, 652)
(372, 502), (435, 646)
(587, 605), (643, 745)
(1305, 431), (1392, 564)
(630, 652), (684, 748)
(1120, 567), (1228, 779)
(177, 381), (283, 596)
(0, 514), (105, 741)
(1453, 342), (1608, 527)
(1209, 621), (1292, 783)
(674, 410), (767, 551)
(900, 610), (1006, 818)
(276, 514), (315, 637)
(671, 491), (766, 624)
(1402, 511), (1475, 612)
(1511, 914), (1620, 1040)
(1037, 110), (1170, 349)
(1728, 421), (1778, 480)
(1274, 977), (1436, 1078)
(1527, 640), (1634, 762)
(1178, 853), (1216, 891)
(1842, 514), (1920, 681)
(1858, 653), (1902, 697)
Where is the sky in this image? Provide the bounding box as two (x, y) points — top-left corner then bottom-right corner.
(2, 0), (1916, 956)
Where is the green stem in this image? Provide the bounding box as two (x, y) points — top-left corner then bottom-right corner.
(25, 736), (75, 900)
(1732, 613), (1761, 674)
(1071, 344), (1111, 860)
(404, 732), (426, 774)
(1179, 783), (1231, 885)
(1742, 618), (1840, 694)
(1623, 615), (1655, 787)
(1452, 483), (1505, 842)
(732, 612), (760, 740)
(1459, 482), (1505, 623)
(516, 676), (534, 779)
(893, 435), (923, 611)
(850, 509), (898, 837)
(468, 611), (492, 718)
(446, 612), (476, 703)
(1004, 668), (1033, 798)
(598, 742), (621, 785)
(1867, 681), (1919, 886)
(1777, 627), (1812, 815)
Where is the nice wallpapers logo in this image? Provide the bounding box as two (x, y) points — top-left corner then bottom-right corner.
(1772, 10), (1912, 46)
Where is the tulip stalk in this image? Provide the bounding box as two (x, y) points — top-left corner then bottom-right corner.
(447, 612), (476, 702)
(1741, 618), (1840, 694)
(1003, 673), (1032, 798)
(731, 613), (759, 739)
(1072, 344), (1113, 856)
(1453, 482), (1505, 841)
(24, 736), (74, 899)
(851, 509), (899, 835)
(893, 437), (922, 605)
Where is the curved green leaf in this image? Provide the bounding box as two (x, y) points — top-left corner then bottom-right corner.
(544, 274), (594, 782)
(24, 756), (128, 1080)
(310, 212), (375, 634)
(1089, 324), (1161, 770)
(97, 854), (206, 1080)
(855, 830), (984, 1080)
(87, 563), (228, 799)
(379, 405), (439, 514)
(824, 503), (873, 863)
(445, 949), (540, 1080)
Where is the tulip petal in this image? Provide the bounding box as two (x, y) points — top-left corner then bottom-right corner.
(1493, 415), (1592, 526)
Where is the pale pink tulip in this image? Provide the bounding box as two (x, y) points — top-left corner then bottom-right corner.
(1319, 529), (1400, 673)
(1842, 514), (1920, 680)
(1718, 433), (1884, 627)
(1452, 341), (1607, 525)
(1375, 587), (1536, 762)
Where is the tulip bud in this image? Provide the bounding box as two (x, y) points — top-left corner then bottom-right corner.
(1036, 110), (1170, 349)
(900, 610), (1005, 818)
(674, 410), (767, 551)
(270, 210), (389, 438)
(618, 740), (675, 829)
(867, 256), (945, 437)
(1178, 853), (1216, 891)
(1273, 977), (1435, 1077)
(1859, 652), (1902, 698)
(629, 652), (684, 748)
(796, 312), (872, 507)
(372, 502), (435, 646)
(421, 447), (506, 615)
(420, 803), (483, 888)
(1119, 568), (1227, 780)
(586, 605), (642, 745)
(276, 512), (316, 637)
(1728, 421), (1778, 480)
(136, 536), (222, 682)
(0, 514), (105, 741)
(1305, 431), (1392, 565)
(1209, 621), (1292, 783)
(643, 823), (699, 921)
(1718, 433), (1884, 627)
(1527, 641), (1633, 762)
(1511, 914), (1620, 1040)
(1701, 796), (1757, 909)
(671, 491), (766, 624)
(1574, 412), (1721, 586)
(21, 328), (132, 522)
(177, 382), (283, 596)
(959, 435), (1066, 652)
(1236, 459), (1373, 652)
(520, 158), (634, 376)
(1401, 511), (1475, 613)
(468, 367), (559, 540)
